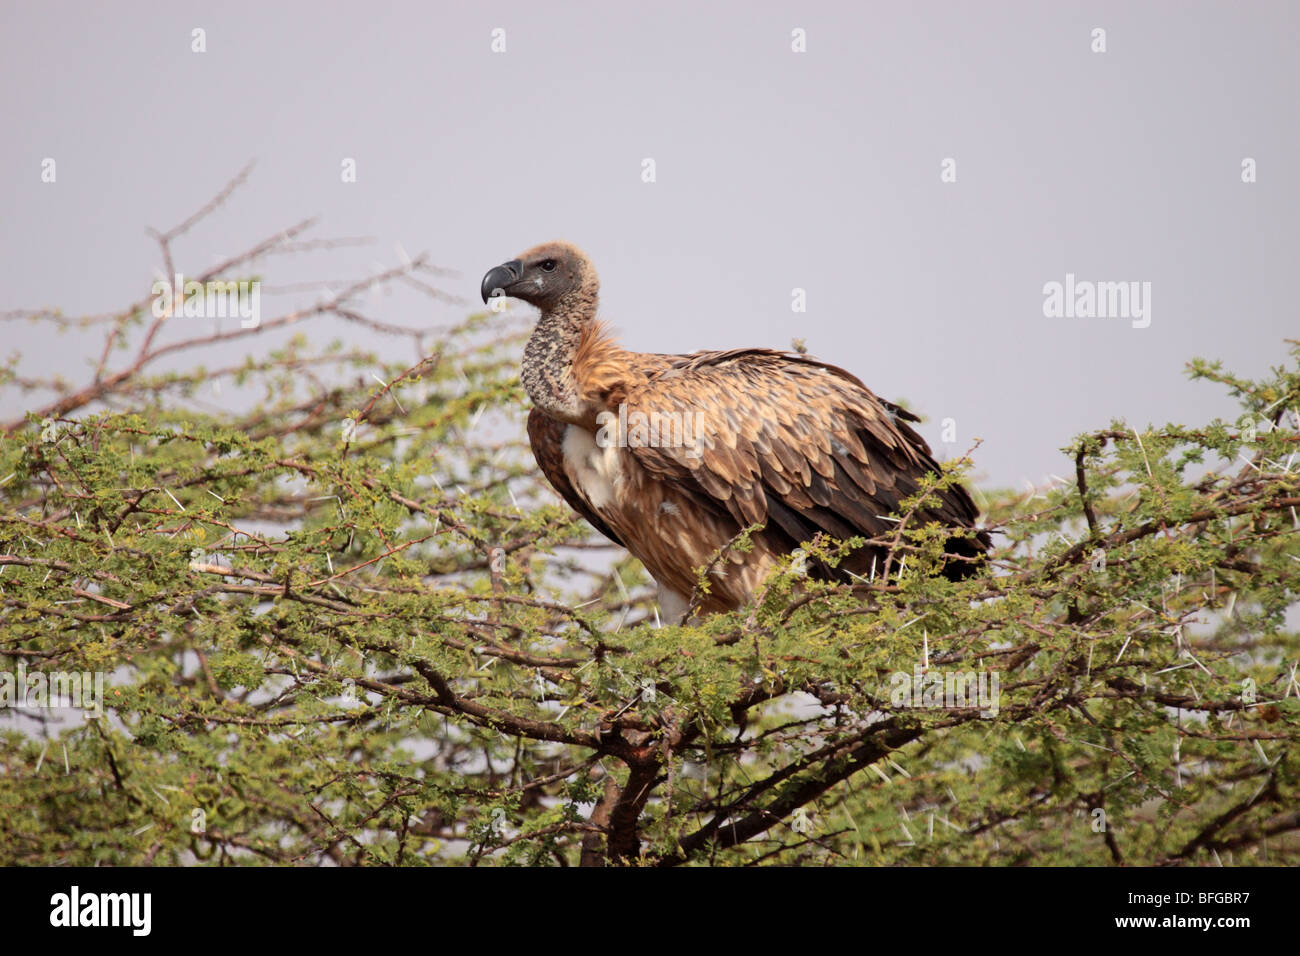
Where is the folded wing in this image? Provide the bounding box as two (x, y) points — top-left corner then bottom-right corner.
(621, 349), (987, 579)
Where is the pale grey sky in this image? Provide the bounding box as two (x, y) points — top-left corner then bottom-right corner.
(2, 0), (1296, 488)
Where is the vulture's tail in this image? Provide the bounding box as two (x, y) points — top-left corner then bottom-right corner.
(941, 527), (992, 581)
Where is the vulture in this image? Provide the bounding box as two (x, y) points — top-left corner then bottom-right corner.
(481, 241), (989, 619)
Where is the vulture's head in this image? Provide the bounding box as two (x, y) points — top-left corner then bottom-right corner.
(480, 241), (597, 313)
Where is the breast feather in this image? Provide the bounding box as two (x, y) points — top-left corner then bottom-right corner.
(561, 425), (625, 511)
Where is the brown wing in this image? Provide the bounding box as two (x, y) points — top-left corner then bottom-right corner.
(622, 349), (988, 579)
(526, 407), (628, 548)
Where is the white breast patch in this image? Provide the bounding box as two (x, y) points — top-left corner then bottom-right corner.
(561, 425), (625, 511)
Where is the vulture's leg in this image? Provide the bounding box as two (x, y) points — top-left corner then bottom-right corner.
(656, 583), (691, 626)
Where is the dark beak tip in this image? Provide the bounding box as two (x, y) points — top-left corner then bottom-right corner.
(480, 259), (523, 305)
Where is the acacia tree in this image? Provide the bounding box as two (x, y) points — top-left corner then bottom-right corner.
(1, 177), (1297, 866)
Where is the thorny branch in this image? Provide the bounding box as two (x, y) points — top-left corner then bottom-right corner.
(1, 173), (1298, 866)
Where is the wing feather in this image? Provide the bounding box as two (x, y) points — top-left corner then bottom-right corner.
(620, 349), (988, 579)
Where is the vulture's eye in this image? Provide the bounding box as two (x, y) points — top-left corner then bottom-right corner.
(540, 259), (557, 272)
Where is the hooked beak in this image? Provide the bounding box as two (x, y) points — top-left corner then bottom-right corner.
(480, 259), (523, 303)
